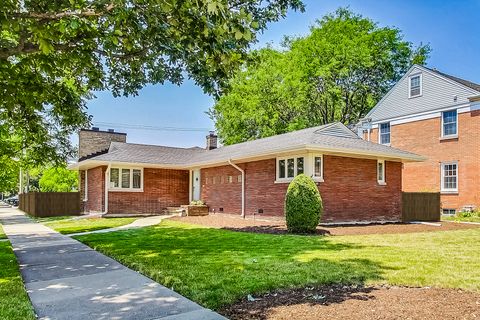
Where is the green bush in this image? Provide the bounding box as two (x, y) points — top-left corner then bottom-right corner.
(285, 174), (323, 233)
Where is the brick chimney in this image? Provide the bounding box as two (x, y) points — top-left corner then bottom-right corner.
(206, 131), (218, 150)
(78, 128), (127, 160)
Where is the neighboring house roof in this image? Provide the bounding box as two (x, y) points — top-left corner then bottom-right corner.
(365, 65), (480, 123)
(70, 123), (424, 170)
(426, 67), (480, 92)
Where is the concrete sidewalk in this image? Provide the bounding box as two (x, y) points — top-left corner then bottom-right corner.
(0, 208), (226, 320)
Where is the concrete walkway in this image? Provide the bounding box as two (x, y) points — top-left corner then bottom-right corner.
(67, 215), (174, 237)
(0, 208), (226, 320)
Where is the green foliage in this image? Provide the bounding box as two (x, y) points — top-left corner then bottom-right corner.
(210, 8), (431, 144)
(0, 0), (304, 164)
(285, 174), (323, 233)
(39, 167), (78, 192)
(190, 200), (205, 206)
(0, 156), (19, 193)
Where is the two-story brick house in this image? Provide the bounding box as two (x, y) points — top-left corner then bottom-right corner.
(359, 65), (480, 214)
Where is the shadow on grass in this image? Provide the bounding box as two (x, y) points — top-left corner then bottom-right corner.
(77, 223), (386, 310)
(222, 225), (331, 235)
(220, 283), (380, 320)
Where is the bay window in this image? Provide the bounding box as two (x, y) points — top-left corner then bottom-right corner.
(110, 167), (143, 191)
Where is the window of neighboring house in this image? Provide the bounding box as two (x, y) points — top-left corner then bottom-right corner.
(313, 155), (323, 181)
(442, 209), (456, 215)
(442, 110), (458, 137)
(379, 122), (391, 145)
(409, 74), (422, 98)
(377, 160), (386, 185)
(277, 156), (305, 181)
(237, 175), (242, 183)
(441, 162), (458, 192)
(110, 167), (143, 191)
(83, 170), (88, 201)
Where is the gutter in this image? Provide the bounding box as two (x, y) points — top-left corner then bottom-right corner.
(104, 163), (111, 214)
(228, 159), (245, 218)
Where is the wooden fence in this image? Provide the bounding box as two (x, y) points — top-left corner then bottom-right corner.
(402, 192), (441, 222)
(19, 192), (81, 217)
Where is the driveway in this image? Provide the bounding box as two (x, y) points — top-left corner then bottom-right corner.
(0, 208), (226, 320)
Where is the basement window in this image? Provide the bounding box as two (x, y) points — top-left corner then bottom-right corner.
(110, 167), (143, 191)
(442, 209), (456, 215)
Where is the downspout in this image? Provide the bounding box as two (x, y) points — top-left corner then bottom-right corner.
(104, 163), (111, 214)
(228, 159), (245, 218)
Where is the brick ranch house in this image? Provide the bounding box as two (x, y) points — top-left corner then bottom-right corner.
(358, 65), (480, 214)
(69, 123), (424, 223)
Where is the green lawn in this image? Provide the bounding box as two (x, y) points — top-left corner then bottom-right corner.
(0, 242), (35, 319)
(43, 217), (136, 234)
(442, 215), (480, 223)
(77, 220), (480, 310)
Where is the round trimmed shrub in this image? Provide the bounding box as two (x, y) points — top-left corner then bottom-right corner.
(285, 174), (323, 233)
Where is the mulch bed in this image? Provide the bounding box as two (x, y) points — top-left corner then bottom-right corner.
(169, 214), (480, 236)
(219, 284), (480, 320)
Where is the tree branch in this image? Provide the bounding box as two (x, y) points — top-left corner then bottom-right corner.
(10, 3), (115, 20)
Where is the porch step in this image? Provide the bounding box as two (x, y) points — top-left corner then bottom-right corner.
(102, 213), (170, 218)
(164, 207), (186, 216)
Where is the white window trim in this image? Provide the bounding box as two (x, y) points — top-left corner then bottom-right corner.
(377, 159), (386, 185)
(441, 161), (458, 193)
(275, 156), (304, 183)
(408, 73), (423, 98)
(109, 167), (144, 192)
(83, 170), (88, 201)
(378, 122), (391, 146)
(311, 154), (324, 182)
(275, 154), (324, 183)
(441, 109), (458, 138)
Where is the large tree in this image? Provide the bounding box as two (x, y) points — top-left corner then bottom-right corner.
(39, 167), (78, 192)
(210, 8), (430, 145)
(0, 0), (304, 165)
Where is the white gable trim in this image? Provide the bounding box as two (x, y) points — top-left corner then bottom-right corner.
(370, 102), (479, 128)
(365, 65), (480, 121)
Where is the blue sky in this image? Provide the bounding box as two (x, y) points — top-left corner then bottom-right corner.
(83, 0), (480, 148)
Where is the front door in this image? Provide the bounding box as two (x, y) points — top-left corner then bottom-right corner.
(192, 169), (201, 201)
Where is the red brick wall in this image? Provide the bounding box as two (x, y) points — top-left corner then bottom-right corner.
(201, 156), (402, 223)
(369, 111), (480, 210)
(84, 166), (106, 213)
(108, 168), (189, 214)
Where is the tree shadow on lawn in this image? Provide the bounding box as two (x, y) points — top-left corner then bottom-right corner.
(220, 283), (381, 320)
(77, 224), (388, 310)
(222, 225), (331, 235)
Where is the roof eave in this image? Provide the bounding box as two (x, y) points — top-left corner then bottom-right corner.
(304, 144), (426, 163)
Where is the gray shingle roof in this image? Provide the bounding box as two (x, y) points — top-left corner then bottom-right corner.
(426, 67), (480, 92)
(78, 123), (423, 168)
(91, 143), (208, 165)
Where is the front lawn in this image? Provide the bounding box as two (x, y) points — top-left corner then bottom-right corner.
(43, 217), (136, 234)
(0, 241), (35, 319)
(77, 220), (480, 310)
